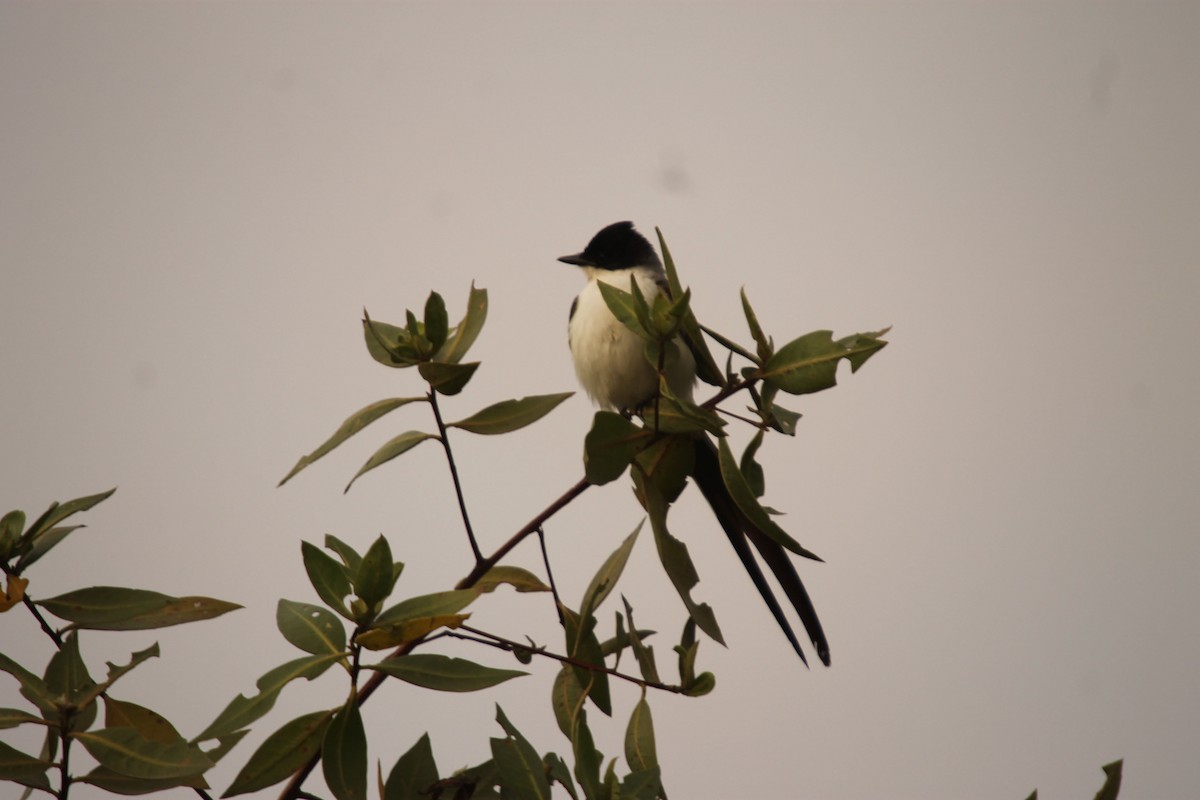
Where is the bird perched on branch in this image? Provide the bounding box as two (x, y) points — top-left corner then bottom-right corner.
(559, 221), (829, 666)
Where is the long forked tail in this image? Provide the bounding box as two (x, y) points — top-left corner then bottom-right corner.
(691, 438), (830, 666)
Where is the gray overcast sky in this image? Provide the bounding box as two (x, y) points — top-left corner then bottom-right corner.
(2, 2), (1198, 799)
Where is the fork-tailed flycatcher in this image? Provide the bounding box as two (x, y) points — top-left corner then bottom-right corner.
(559, 221), (829, 666)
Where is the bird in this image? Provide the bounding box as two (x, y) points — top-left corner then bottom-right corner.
(559, 221), (829, 666)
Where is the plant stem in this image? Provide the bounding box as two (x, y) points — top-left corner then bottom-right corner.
(452, 624), (685, 694)
(536, 528), (565, 624)
(456, 476), (590, 590)
(428, 390), (483, 562)
(701, 374), (757, 409)
(59, 717), (72, 800)
(22, 593), (64, 648)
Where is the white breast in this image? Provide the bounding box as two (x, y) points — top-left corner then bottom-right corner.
(568, 267), (695, 411)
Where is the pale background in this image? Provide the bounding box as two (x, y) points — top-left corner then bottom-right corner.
(2, 2), (1198, 799)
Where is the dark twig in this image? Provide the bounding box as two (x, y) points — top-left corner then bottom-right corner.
(456, 476), (591, 590)
(536, 527), (565, 625)
(428, 390), (483, 562)
(700, 375), (757, 410)
(21, 593), (64, 648)
(452, 624), (685, 694)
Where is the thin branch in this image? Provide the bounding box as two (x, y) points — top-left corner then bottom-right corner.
(714, 406), (766, 429)
(700, 374), (757, 410)
(59, 716), (72, 800)
(428, 390), (483, 562)
(22, 593), (64, 648)
(536, 528), (565, 625)
(455, 476), (591, 590)
(452, 624), (686, 694)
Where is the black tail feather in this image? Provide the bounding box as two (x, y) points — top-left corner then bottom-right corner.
(692, 438), (829, 666)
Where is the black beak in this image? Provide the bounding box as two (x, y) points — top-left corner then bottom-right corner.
(558, 252), (594, 267)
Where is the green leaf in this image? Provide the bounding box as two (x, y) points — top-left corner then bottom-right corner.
(1094, 760), (1123, 800)
(760, 327), (888, 395)
(38, 587), (167, 626)
(15, 488), (117, 572)
(579, 523), (641, 624)
(622, 767), (663, 800)
(0, 509), (25, 558)
(637, 383), (725, 435)
(655, 228), (723, 386)
(701, 323), (759, 366)
(561, 608), (611, 717)
(382, 733), (438, 800)
(740, 288), (772, 364)
(0, 707), (43, 729)
(356, 589), (480, 650)
(74, 727), (213, 780)
(0, 738), (52, 790)
(22, 487), (116, 544)
(449, 392), (574, 435)
(636, 475), (724, 646)
(621, 598), (659, 684)
(38, 587), (242, 631)
(624, 698), (657, 772)
(353, 535), (397, 612)
(740, 430), (766, 499)
(569, 711), (603, 800)
(16, 525), (83, 572)
(324, 535), (362, 574)
(490, 706), (551, 800)
(45, 632), (95, 707)
(417, 360), (480, 396)
(583, 412), (653, 485)
(716, 437), (821, 561)
(302, 541), (354, 620)
(435, 283), (488, 364)
(0, 652), (55, 715)
(544, 753), (579, 800)
(550, 666), (586, 740)
(223, 709), (334, 797)
(838, 327), (891, 372)
(598, 626), (657, 659)
(195, 653), (342, 742)
(278, 397), (425, 486)
(363, 316), (413, 367)
(367, 654), (526, 692)
(475, 566), (552, 594)
(103, 698), (181, 744)
(200, 729), (249, 765)
(276, 600), (347, 656)
(323, 700), (367, 800)
(78, 766), (207, 795)
(633, 434), (694, 503)
(345, 431), (437, 492)
(754, 383), (803, 436)
(372, 589), (480, 627)
(72, 644), (162, 711)
(423, 291), (449, 352)
(382, 732), (438, 800)
(596, 280), (650, 339)
(684, 671), (716, 697)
